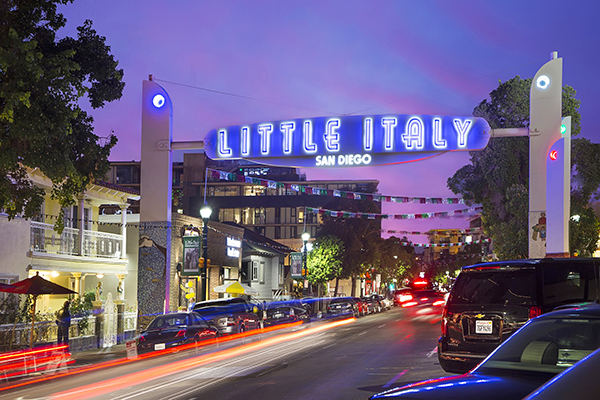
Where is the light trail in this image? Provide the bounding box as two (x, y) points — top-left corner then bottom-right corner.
(0, 320), (303, 392)
(51, 318), (355, 400)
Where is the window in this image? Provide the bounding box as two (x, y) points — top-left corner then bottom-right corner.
(275, 208), (281, 224)
(252, 262), (259, 281)
(0, 275), (18, 301)
(275, 226), (281, 239)
(291, 207), (296, 223)
(291, 226), (298, 239)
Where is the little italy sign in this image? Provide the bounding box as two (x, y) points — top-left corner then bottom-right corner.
(203, 114), (491, 168)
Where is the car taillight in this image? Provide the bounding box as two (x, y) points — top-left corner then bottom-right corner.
(175, 329), (186, 338)
(432, 300), (445, 306)
(402, 301), (418, 307)
(441, 306), (448, 336)
(529, 306), (543, 319)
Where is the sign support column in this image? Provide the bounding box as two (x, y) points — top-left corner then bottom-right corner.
(529, 52), (563, 258)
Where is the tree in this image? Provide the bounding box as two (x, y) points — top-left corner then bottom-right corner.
(317, 187), (382, 296)
(448, 76), (600, 259)
(377, 236), (413, 289)
(306, 234), (344, 289)
(0, 0), (124, 230)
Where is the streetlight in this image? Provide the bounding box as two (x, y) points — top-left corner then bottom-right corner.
(200, 204), (212, 301)
(301, 231), (310, 295)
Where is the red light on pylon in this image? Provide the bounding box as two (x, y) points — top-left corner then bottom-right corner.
(549, 150), (558, 160)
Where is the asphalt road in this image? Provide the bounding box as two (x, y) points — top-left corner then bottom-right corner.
(0, 307), (454, 400)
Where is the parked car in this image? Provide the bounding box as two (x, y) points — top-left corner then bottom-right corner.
(362, 296), (382, 313)
(193, 297), (261, 335)
(438, 258), (600, 373)
(326, 297), (360, 318)
(523, 344), (600, 399)
(369, 294), (390, 311)
(370, 302), (600, 399)
(353, 297), (367, 316)
(263, 303), (310, 327)
(137, 311), (218, 353)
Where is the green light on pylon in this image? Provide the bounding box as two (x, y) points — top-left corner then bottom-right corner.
(561, 124), (566, 134)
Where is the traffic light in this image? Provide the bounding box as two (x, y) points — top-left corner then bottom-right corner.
(206, 259), (211, 268)
(198, 257), (205, 269)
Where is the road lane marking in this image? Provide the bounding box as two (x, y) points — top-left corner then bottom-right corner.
(358, 331), (367, 336)
(426, 346), (437, 358)
(378, 324), (386, 328)
(382, 369), (409, 388)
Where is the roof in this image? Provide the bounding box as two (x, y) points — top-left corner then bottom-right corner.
(222, 222), (292, 256)
(463, 258), (600, 271)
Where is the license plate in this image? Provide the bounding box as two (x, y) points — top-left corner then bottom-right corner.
(154, 343), (166, 350)
(475, 320), (493, 334)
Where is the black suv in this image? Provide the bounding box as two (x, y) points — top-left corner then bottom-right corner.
(438, 258), (600, 373)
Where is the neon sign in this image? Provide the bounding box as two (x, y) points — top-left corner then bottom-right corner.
(203, 114), (490, 168)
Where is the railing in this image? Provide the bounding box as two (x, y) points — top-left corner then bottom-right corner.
(30, 222), (122, 259)
(0, 312), (137, 352)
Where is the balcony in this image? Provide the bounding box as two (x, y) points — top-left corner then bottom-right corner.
(30, 221), (123, 259)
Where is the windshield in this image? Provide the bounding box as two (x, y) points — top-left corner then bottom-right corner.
(450, 269), (536, 305)
(476, 317), (600, 376)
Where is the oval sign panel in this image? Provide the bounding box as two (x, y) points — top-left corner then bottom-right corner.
(203, 114), (490, 168)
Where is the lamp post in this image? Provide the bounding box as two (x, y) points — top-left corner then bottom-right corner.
(301, 231), (310, 295)
(200, 204), (212, 302)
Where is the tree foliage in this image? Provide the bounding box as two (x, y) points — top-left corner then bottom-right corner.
(306, 234), (344, 286)
(448, 76), (600, 259)
(0, 0), (124, 227)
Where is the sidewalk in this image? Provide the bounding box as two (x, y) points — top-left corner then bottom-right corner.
(69, 343), (129, 366)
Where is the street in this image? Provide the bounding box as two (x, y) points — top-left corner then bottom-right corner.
(0, 307), (453, 400)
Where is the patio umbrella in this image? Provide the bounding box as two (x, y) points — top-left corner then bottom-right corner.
(212, 281), (259, 296)
(0, 272), (76, 348)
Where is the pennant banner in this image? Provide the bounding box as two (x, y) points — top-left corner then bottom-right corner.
(381, 227), (484, 236)
(306, 206), (483, 220)
(207, 168), (465, 205)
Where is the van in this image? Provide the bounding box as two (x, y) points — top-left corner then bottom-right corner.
(438, 258), (600, 373)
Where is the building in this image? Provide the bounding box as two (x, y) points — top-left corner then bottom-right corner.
(0, 167), (140, 347)
(107, 153), (380, 252)
(106, 152), (380, 300)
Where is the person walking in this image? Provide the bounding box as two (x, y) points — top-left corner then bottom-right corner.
(56, 300), (71, 346)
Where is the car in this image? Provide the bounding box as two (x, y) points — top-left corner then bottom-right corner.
(263, 303), (310, 327)
(362, 296), (382, 313)
(353, 297), (367, 316)
(381, 294), (394, 310)
(397, 289), (446, 320)
(137, 311), (218, 353)
(370, 302), (600, 399)
(369, 294), (390, 311)
(193, 297), (261, 335)
(394, 288), (413, 306)
(326, 297), (360, 318)
(523, 345), (600, 399)
(438, 257), (600, 373)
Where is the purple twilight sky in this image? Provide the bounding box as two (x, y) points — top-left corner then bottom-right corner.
(57, 0), (600, 243)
